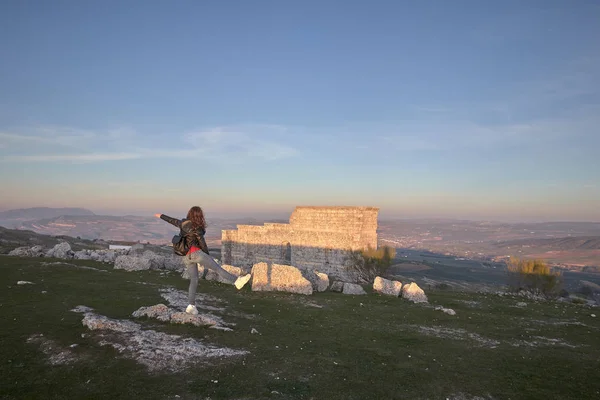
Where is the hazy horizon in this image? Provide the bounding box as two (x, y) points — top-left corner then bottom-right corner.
(1, 1), (598, 222)
(1, 204), (599, 224)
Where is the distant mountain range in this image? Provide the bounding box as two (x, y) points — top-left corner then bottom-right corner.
(495, 236), (600, 251)
(0, 207), (95, 220)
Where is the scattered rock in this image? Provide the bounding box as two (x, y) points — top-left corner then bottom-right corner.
(592, 314), (597, 318)
(251, 262), (313, 295)
(434, 306), (456, 315)
(114, 255), (152, 271)
(342, 283), (367, 295)
(17, 281), (34, 285)
(45, 242), (74, 259)
(26, 334), (80, 366)
(516, 302), (528, 308)
(131, 304), (172, 321)
(9, 245), (46, 257)
(251, 328), (259, 334)
(402, 282), (428, 303)
(330, 281), (344, 292)
(373, 276), (402, 297)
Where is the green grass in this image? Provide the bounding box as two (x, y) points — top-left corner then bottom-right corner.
(1, 256), (599, 400)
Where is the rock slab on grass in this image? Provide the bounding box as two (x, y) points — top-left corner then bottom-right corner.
(373, 276), (402, 297)
(251, 262), (313, 295)
(342, 283), (367, 295)
(401, 282), (428, 303)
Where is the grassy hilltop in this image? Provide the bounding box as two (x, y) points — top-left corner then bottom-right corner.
(1, 256), (599, 400)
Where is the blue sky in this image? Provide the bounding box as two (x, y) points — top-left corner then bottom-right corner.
(1, 0), (599, 221)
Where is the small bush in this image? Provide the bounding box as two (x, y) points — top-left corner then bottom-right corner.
(347, 245), (396, 284)
(506, 258), (562, 297)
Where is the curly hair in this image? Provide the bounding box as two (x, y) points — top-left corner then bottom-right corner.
(186, 206), (206, 230)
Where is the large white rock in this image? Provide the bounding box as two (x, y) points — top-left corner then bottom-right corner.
(251, 262), (313, 295)
(114, 255), (152, 271)
(342, 283), (367, 295)
(373, 276), (402, 297)
(401, 282), (428, 303)
(45, 242), (74, 259)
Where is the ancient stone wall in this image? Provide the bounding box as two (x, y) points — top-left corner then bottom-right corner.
(221, 206), (379, 279)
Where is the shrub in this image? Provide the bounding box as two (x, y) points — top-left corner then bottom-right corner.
(347, 245), (396, 284)
(506, 258), (562, 297)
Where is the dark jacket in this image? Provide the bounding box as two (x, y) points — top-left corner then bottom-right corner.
(160, 214), (210, 255)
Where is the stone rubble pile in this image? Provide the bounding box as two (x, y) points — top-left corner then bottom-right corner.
(70, 305), (247, 372)
(9, 242), (184, 271)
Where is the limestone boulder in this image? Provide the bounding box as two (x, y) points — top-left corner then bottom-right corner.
(342, 283), (367, 295)
(302, 270), (330, 292)
(114, 255), (152, 271)
(401, 282), (428, 303)
(251, 262), (313, 295)
(45, 242), (74, 259)
(373, 276), (402, 297)
(9, 245), (47, 257)
(74, 250), (92, 260)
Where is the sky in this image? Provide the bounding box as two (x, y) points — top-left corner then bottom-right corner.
(0, 0), (599, 221)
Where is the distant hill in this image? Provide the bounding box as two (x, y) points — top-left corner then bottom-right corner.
(495, 236), (600, 251)
(0, 207), (95, 220)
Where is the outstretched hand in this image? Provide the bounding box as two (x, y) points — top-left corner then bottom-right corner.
(154, 213), (161, 218)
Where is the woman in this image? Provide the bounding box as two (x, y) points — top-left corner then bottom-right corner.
(155, 206), (251, 315)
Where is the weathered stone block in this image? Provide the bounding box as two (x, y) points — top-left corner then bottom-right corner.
(342, 283), (367, 295)
(251, 262), (313, 295)
(401, 282), (428, 303)
(373, 276), (402, 297)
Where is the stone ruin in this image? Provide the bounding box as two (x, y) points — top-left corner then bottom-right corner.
(221, 206), (379, 279)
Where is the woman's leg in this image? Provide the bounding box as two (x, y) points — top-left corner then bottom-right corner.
(183, 258), (199, 305)
(187, 250), (237, 284)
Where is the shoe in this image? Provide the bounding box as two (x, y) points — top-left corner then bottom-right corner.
(234, 273), (252, 290)
(185, 304), (198, 315)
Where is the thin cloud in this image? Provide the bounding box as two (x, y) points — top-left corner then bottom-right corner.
(1, 124), (299, 163)
(2, 152), (142, 163)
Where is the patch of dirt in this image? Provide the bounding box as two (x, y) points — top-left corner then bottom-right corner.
(510, 336), (580, 349)
(446, 394), (495, 400)
(71, 305), (248, 373)
(456, 300), (481, 307)
(403, 325), (500, 348)
(26, 334), (81, 366)
(41, 261), (107, 272)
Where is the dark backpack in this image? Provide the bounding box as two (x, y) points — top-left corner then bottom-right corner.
(171, 220), (196, 256)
